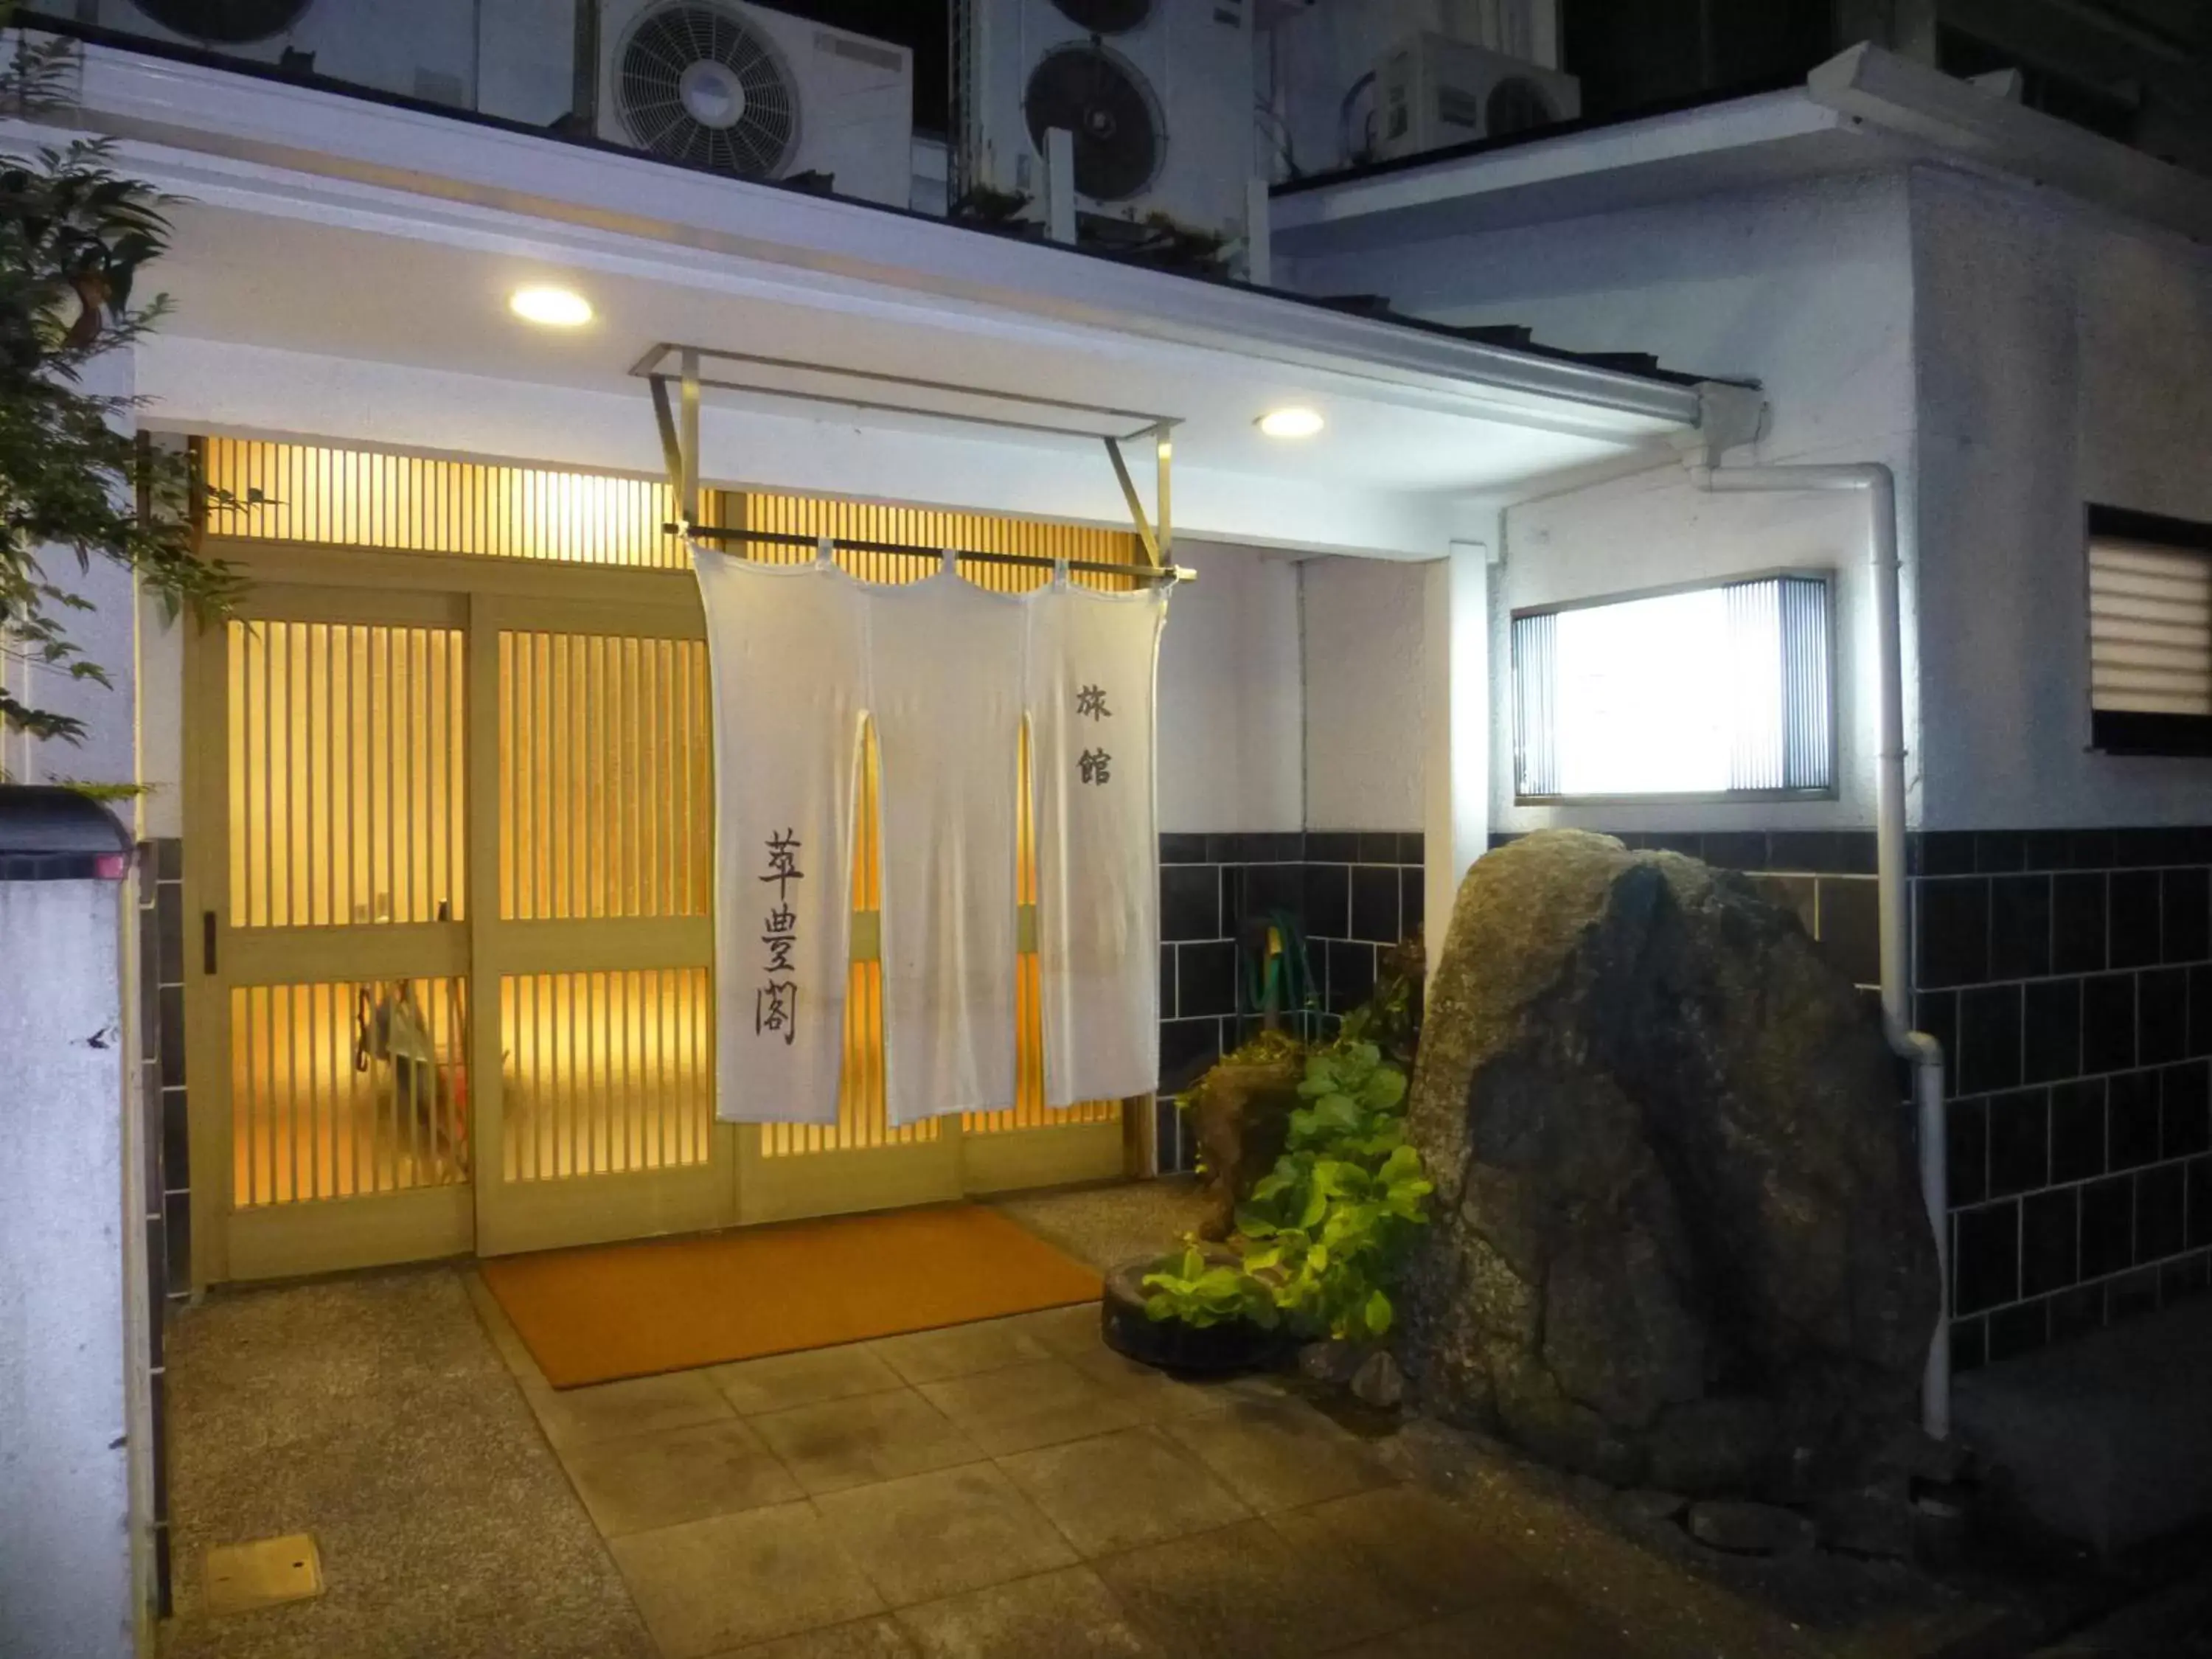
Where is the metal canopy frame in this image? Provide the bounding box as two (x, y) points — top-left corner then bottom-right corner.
(635, 343), (1184, 576)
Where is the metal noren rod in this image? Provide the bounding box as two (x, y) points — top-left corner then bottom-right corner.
(672, 524), (1186, 582)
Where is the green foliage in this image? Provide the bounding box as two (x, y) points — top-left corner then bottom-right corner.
(1140, 1242), (1281, 1329)
(1, 14), (240, 747)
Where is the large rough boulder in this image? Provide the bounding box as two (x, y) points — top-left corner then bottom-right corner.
(1402, 830), (1938, 1498)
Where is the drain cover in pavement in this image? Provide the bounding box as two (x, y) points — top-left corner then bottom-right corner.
(204, 1533), (323, 1615)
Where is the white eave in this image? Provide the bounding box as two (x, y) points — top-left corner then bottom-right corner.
(1273, 43), (2212, 260)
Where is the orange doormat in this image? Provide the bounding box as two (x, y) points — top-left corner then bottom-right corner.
(479, 1203), (1102, 1388)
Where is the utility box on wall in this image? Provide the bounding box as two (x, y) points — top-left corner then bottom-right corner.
(0, 788), (143, 1659)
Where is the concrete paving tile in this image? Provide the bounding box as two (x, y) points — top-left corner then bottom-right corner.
(1161, 1399), (1394, 1513)
(1267, 1486), (1555, 1621)
(526, 1369), (733, 1449)
(1001, 1303), (1108, 1359)
(558, 1416), (803, 1537)
(865, 1318), (1053, 1385)
(1331, 1596), (1652, 1658)
(711, 1345), (907, 1416)
(716, 1615), (918, 1657)
(751, 1388), (987, 1496)
(1064, 1345), (1228, 1422)
(917, 1357), (1142, 1455)
(1093, 1517), (1414, 1659)
(812, 1463), (1080, 1608)
(896, 1566), (1163, 1658)
(610, 1501), (884, 1658)
(998, 1426), (1251, 1557)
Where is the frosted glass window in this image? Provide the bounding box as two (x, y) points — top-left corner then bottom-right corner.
(1513, 576), (1832, 800)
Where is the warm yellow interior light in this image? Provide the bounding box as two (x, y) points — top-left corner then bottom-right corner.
(1256, 406), (1324, 439)
(509, 285), (594, 327)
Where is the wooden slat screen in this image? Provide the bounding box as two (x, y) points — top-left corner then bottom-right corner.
(500, 969), (713, 1180)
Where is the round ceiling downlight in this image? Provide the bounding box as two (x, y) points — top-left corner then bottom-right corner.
(509, 286), (594, 327)
(1257, 407), (1324, 439)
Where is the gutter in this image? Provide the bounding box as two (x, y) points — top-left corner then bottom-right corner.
(1679, 407), (1951, 1439)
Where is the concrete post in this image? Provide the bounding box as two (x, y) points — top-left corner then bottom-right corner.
(1422, 541), (1490, 979)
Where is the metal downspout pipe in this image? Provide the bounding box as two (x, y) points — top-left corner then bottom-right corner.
(1686, 460), (1952, 1441)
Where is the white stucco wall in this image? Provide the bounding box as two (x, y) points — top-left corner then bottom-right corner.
(1301, 555), (1428, 831)
(1910, 166), (2212, 830)
(1156, 540), (1305, 833)
(1288, 171), (1921, 833)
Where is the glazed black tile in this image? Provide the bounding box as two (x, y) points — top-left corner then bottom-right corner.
(2021, 1189), (2081, 1296)
(1160, 866), (1221, 942)
(1958, 985), (2023, 1096)
(1950, 1315), (1987, 1374)
(1241, 861), (1301, 922)
(136, 907), (161, 1061)
(1307, 832), (1360, 863)
(1159, 947), (1177, 1020)
(2023, 831), (2077, 872)
(1158, 1019), (1223, 1094)
(1947, 1096), (1988, 1207)
(2168, 867), (2212, 964)
(2112, 828), (2172, 869)
(2110, 871), (2163, 970)
(1488, 832), (1524, 851)
(2191, 1158), (2212, 1250)
(2137, 1163), (2187, 1262)
(2050, 1284), (2104, 1343)
(1766, 831), (1837, 874)
(163, 1192), (191, 1299)
(2108, 1268), (2161, 1323)
(1357, 832), (1401, 865)
(155, 838), (183, 882)
(2070, 829), (2117, 869)
(2051, 1079), (2108, 1183)
(1701, 832), (1767, 872)
(2142, 967), (2190, 1065)
(1350, 866), (1400, 945)
(1974, 832), (2028, 873)
(2163, 1060), (2212, 1160)
(1986, 1299), (2050, 1364)
(2053, 874), (2109, 975)
(1220, 867), (1247, 933)
(2023, 978), (2084, 1085)
(1177, 942), (1237, 1019)
(1987, 1088), (2051, 1198)
(1302, 863), (1349, 939)
(1916, 990), (1958, 1097)
(1153, 1096), (1185, 1172)
(2082, 973), (2138, 1077)
(1325, 939), (1377, 1015)
(1817, 878), (1879, 987)
(2108, 1071), (2163, 1170)
(2145, 827), (2200, 866)
(1988, 876), (2053, 981)
(1919, 832), (1978, 876)
(1916, 879), (1989, 990)
(1256, 832), (1305, 863)
(155, 883), (184, 987)
(1397, 832), (1425, 866)
(2160, 1252), (2211, 1306)
(1644, 832), (1703, 858)
(2194, 967), (2212, 1058)
(2080, 1175), (2135, 1279)
(1953, 1202), (2020, 1316)
(1400, 869), (1425, 936)
(142, 1215), (167, 1324)
(157, 985), (184, 1090)
(1159, 832), (1207, 866)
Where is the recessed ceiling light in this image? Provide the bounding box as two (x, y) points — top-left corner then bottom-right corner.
(1256, 406), (1324, 439)
(509, 285), (594, 327)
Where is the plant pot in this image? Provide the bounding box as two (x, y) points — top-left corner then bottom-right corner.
(1099, 1256), (1295, 1376)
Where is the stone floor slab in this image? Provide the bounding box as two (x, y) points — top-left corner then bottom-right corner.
(896, 1566), (1162, 1659)
(865, 1318), (1054, 1385)
(1269, 1486), (1554, 1620)
(717, 1616), (918, 1658)
(526, 1369), (734, 1449)
(1161, 1399), (1394, 1513)
(751, 1388), (987, 1495)
(1331, 1597), (1652, 1658)
(610, 1501), (884, 1658)
(1002, 1303), (1108, 1359)
(998, 1425), (1251, 1557)
(1093, 1517), (1413, 1659)
(557, 1416), (803, 1537)
(1065, 1346), (1229, 1422)
(711, 1345), (907, 1416)
(812, 1463), (1080, 1608)
(917, 1358), (1142, 1455)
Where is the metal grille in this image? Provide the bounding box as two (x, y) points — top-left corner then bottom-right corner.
(202, 439), (692, 568)
(226, 620), (465, 928)
(735, 493), (1141, 591)
(1510, 611), (1557, 799)
(498, 631), (712, 920)
(500, 968), (713, 1180)
(1777, 577), (1832, 790)
(2090, 538), (2212, 716)
(231, 978), (470, 1206)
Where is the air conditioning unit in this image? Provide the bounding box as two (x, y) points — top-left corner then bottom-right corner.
(597, 1), (914, 207)
(1372, 33), (1578, 161)
(952, 0), (1254, 246)
(95, 0), (479, 107)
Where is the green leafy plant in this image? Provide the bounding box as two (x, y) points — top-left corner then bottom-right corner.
(1140, 1242), (1281, 1330)
(1, 15), (239, 749)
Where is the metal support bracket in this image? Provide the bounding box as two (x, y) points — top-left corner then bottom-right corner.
(1103, 422), (1173, 568)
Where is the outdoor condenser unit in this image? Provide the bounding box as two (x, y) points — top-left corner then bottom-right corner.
(96, 0), (481, 105)
(951, 0), (1255, 245)
(1371, 32), (1579, 161)
(596, 0), (914, 206)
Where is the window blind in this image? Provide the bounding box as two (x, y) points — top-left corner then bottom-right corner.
(2085, 506), (2212, 757)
